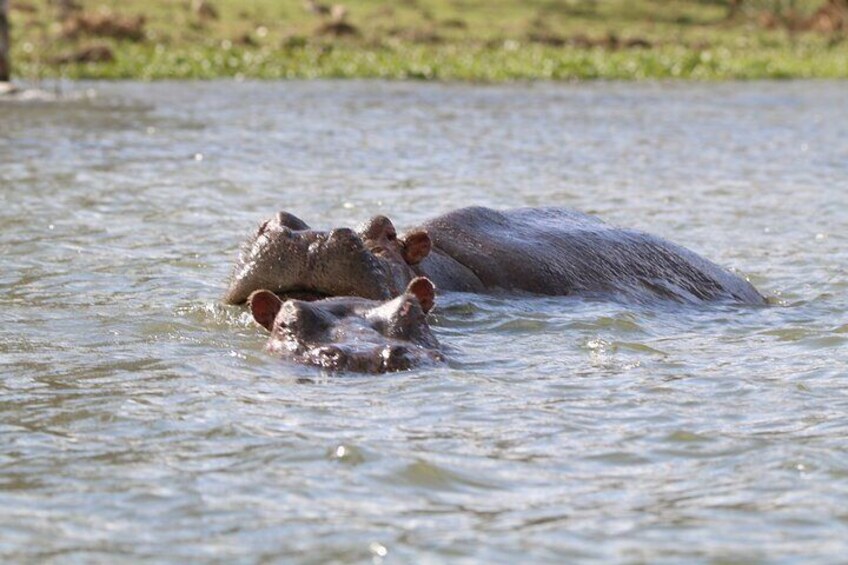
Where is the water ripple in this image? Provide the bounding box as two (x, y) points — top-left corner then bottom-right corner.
(1, 81), (847, 562)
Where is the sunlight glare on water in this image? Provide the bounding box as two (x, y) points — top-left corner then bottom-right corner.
(1, 81), (847, 562)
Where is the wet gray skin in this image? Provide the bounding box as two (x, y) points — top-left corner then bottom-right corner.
(248, 277), (443, 373)
(224, 212), (400, 305)
(226, 207), (765, 305)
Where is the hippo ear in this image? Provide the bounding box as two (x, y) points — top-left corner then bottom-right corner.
(401, 230), (431, 266)
(248, 290), (283, 331)
(406, 277), (435, 313)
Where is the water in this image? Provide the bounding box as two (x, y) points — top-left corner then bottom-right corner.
(1, 81), (847, 563)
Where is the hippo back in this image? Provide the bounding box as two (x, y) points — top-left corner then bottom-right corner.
(421, 207), (763, 304)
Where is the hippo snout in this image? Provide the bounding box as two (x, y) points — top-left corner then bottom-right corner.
(224, 214), (397, 305)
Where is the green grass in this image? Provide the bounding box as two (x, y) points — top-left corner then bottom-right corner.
(8, 0), (848, 80)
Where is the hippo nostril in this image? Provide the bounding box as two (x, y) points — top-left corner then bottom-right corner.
(275, 211), (310, 231)
(387, 345), (408, 358)
(382, 345), (412, 372)
(329, 227), (355, 239)
(314, 346), (347, 369)
(359, 215), (397, 242)
(328, 227), (366, 251)
(329, 227), (360, 241)
(257, 215), (297, 238)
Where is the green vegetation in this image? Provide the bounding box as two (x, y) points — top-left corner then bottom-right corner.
(7, 0), (848, 81)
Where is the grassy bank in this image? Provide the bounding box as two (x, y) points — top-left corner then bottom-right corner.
(8, 0), (848, 81)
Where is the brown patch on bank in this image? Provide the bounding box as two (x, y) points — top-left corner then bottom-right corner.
(807, 0), (847, 32)
(441, 18), (467, 29)
(51, 44), (115, 64)
(757, 0), (847, 33)
(10, 2), (38, 14)
(62, 12), (146, 42)
(307, 2), (359, 37)
(315, 20), (359, 37)
(526, 30), (654, 50)
(388, 26), (443, 44)
(190, 0), (219, 21)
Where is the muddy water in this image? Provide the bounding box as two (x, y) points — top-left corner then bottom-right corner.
(1, 81), (847, 562)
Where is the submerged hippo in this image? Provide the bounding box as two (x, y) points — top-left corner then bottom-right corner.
(249, 277), (443, 373)
(226, 206), (764, 306)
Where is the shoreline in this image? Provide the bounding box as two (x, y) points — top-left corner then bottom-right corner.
(7, 0), (848, 82)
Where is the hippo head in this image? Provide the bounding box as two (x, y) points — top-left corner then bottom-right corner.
(224, 211), (431, 305)
(248, 277), (442, 373)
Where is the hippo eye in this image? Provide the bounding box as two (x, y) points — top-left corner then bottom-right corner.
(371, 245), (386, 255)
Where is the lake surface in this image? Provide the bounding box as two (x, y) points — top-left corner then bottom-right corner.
(1, 80), (847, 563)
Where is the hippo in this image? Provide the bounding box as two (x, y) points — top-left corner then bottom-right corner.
(226, 206), (764, 306)
(248, 276), (443, 373)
